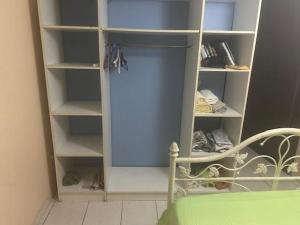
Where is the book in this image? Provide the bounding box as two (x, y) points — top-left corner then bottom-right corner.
(221, 42), (235, 66)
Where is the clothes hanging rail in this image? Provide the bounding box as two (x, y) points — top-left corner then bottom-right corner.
(108, 43), (192, 49)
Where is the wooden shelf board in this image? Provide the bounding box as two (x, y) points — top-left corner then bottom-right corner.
(203, 30), (256, 35)
(102, 27), (199, 35)
(43, 25), (99, 32)
(55, 136), (103, 157)
(51, 101), (102, 116)
(59, 167), (104, 194)
(47, 63), (100, 70)
(199, 67), (250, 73)
(194, 106), (242, 118)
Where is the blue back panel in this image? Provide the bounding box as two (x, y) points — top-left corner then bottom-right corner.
(204, 2), (235, 30)
(198, 72), (226, 100)
(108, 0), (188, 29)
(109, 34), (186, 166)
(105, 1), (235, 166)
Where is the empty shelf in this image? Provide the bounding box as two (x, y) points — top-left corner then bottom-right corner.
(102, 27), (199, 35)
(108, 167), (169, 193)
(203, 30), (256, 35)
(47, 63), (100, 70)
(56, 136), (103, 157)
(194, 106), (242, 118)
(43, 25), (99, 32)
(51, 101), (102, 116)
(200, 67), (250, 73)
(59, 167), (104, 194)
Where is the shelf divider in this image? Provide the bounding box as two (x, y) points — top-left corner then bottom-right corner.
(51, 101), (102, 116)
(43, 25), (99, 32)
(47, 63), (100, 70)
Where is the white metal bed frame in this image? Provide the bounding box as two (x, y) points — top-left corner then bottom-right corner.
(167, 128), (300, 207)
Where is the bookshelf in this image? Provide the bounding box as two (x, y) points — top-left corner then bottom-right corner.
(38, 0), (261, 200)
(181, 0), (262, 160)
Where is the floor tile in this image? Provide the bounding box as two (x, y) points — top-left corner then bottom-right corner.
(44, 201), (88, 225)
(83, 201), (122, 225)
(121, 201), (157, 225)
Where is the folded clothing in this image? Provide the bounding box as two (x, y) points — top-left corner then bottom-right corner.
(212, 100), (227, 113)
(63, 171), (81, 186)
(192, 130), (213, 152)
(192, 129), (233, 153)
(200, 89), (219, 105)
(196, 90), (227, 114)
(211, 129), (233, 152)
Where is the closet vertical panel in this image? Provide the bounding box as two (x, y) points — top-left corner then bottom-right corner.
(238, 0), (262, 141)
(180, 0), (204, 157)
(98, 0), (112, 192)
(188, 0), (204, 30)
(37, 0), (61, 199)
(180, 35), (200, 157)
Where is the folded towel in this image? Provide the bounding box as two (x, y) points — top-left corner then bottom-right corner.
(200, 89), (219, 105)
(195, 91), (213, 113)
(225, 65), (249, 70)
(212, 100), (227, 113)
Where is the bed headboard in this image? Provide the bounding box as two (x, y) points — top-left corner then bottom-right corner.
(168, 128), (300, 207)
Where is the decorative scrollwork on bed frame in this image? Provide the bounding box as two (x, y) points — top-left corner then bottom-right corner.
(167, 128), (300, 207)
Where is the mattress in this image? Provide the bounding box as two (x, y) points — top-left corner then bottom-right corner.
(158, 190), (300, 225)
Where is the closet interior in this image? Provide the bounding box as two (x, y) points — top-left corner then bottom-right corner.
(38, 0), (261, 200)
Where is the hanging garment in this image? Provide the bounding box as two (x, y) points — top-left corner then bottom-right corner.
(104, 43), (128, 74)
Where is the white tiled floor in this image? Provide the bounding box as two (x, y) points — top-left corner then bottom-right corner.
(41, 149), (300, 225)
(42, 200), (167, 225)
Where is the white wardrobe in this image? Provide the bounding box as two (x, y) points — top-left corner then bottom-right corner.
(37, 0), (262, 200)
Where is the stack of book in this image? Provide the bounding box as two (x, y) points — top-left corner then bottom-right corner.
(201, 42), (235, 68)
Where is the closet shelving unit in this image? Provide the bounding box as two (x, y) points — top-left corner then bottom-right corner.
(37, 0), (110, 200)
(38, 0), (261, 201)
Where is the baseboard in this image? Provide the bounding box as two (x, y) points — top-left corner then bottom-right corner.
(33, 197), (55, 225)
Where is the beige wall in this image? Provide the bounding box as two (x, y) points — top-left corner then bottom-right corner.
(0, 1), (55, 225)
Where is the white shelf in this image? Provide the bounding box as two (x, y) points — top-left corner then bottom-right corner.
(43, 25), (99, 32)
(59, 167), (104, 194)
(203, 30), (256, 35)
(199, 67), (250, 73)
(47, 63), (100, 70)
(102, 27), (199, 35)
(51, 101), (102, 116)
(194, 106), (242, 118)
(55, 136), (103, 157)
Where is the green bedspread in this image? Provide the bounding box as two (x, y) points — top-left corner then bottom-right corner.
(158, 191), (300, 225)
